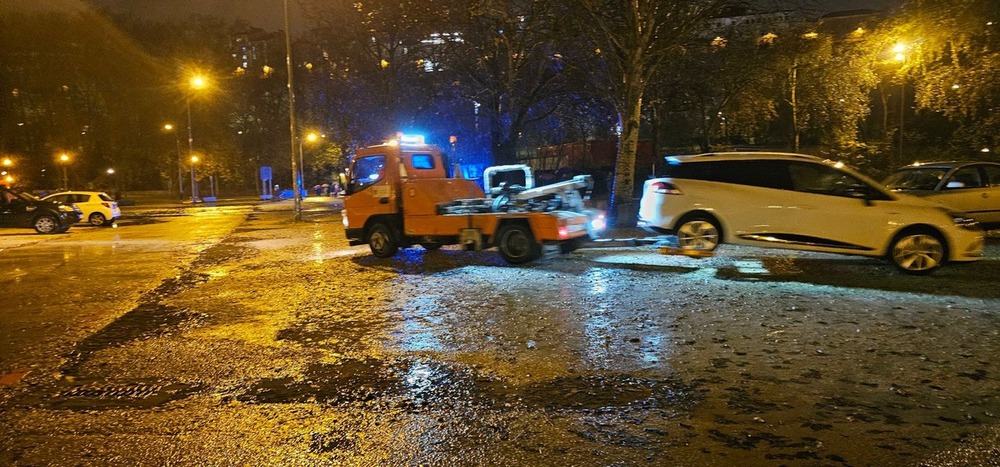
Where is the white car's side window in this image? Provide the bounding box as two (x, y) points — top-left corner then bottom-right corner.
(944, 167), (983, 190)
(788, 163), (863, 197)
(983, 165), (1000, 187)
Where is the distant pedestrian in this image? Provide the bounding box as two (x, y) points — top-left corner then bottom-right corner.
(313, 184), (322, 197)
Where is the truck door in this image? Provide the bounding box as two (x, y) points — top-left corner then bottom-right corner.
(344, 154), (397, 228)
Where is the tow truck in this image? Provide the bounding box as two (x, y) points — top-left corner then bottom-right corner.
(342, 135), (605, 264)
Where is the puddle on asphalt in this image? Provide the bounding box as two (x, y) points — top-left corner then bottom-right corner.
(236, 358), (696, 414)
(60, 270), (212, 376)
(191, 242), (256, 268)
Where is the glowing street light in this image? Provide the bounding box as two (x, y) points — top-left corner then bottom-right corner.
(1, 157), (11, 167)
(163, 123), (185, 199)
(58, 153), (70, 190)
(298, 131), (321, 193)
(891, 42), (910, 164)
(189, 155), (201, 203)
(184, 72), (209, 203)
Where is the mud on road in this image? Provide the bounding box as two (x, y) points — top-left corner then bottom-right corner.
(2, 205), (1000, 466)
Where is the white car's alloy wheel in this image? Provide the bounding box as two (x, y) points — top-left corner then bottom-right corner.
(677, 219), (720, 251)
(891, 233), (944, 274)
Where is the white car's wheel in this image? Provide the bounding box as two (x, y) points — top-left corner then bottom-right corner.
(676, 217), (721, 251)
(891, 231), (944, 275)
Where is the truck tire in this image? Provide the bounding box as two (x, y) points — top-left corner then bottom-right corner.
(368, 222), (400, 258)
(495, 224), (541, 264)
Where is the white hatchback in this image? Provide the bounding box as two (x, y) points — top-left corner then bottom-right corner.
(637, 152), (984, 274)
(42, 191), (121, 226)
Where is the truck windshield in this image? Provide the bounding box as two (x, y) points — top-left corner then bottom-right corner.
(352, 155), (386, 189)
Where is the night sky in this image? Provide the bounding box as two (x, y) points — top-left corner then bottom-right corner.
(7, 0), (902, 33)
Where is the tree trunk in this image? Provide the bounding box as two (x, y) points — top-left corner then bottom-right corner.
(611, 80), (643, 227)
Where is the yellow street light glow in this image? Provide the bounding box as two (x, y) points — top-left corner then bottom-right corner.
(894, 53), (906, 62)
(164, 123), (174, 131)
(107, 168), (115, 175)
(892, 43), (907, 54)
(4, 175), (12, 183)
(59, 153), (70, 162)
(190, 155), (200, 163)
(306, 132), (319, 143)
(1, 157), (11, 167)
(190, 75), (207, 89)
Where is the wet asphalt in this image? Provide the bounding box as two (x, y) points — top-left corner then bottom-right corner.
(1, 197), (999, 466)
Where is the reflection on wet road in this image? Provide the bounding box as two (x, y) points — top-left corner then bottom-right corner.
(1, 202), (999, 466)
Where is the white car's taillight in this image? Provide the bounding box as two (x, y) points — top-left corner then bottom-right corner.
(650, 181), (682, 195)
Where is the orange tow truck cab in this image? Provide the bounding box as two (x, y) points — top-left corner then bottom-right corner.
(342, 137), (598, 264)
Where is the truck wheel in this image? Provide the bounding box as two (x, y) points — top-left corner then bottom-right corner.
(33, 214), (60, 234)
(368, 222), (400, 258)
(560, 238), (583, 254)
(496, 224), (541, 264)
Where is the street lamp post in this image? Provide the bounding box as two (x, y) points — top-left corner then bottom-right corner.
(284, 0), (302, 221)
(164, 124), (185, 200)
(893, 43), (908, 165)
(298, 132), (319, 194)
(186, 74), (207, 204)
(59, 153), (70, 190)
(190, 155), (200, 203)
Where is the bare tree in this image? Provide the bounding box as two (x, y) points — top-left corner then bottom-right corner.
(573, 0), (734, 224)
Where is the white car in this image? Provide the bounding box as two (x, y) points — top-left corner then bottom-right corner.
(883, 161), (1000, 229)
(42, 191), (121, 226)
(637, 152), (984, 274)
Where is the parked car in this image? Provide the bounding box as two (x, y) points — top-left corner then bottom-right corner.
(637, 152), (984, 275)
(0, 186), (81, 234)
(42, 191), (121, 226)
(882, 161), (1000, 229)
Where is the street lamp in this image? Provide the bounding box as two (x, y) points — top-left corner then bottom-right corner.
(892, 43), (908, 164)
(58, 153), (70, 190)
(283, 0), (302, 221)
(298, 131), (320, 194)
(164, 123), (185, 199)
(190, 155), (200, 203)
(185, 73), (208, 203)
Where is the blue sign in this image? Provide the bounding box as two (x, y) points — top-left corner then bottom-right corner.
(260, 166), (272, 181)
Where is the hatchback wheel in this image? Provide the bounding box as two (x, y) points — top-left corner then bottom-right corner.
(676, 217), (721, 251)
(33, 215), (60, 234)
(89, 212), (107, 226)
(891, 232), (944, 275)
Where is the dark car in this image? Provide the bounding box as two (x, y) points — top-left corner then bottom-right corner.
(0, 187), (81, 234)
